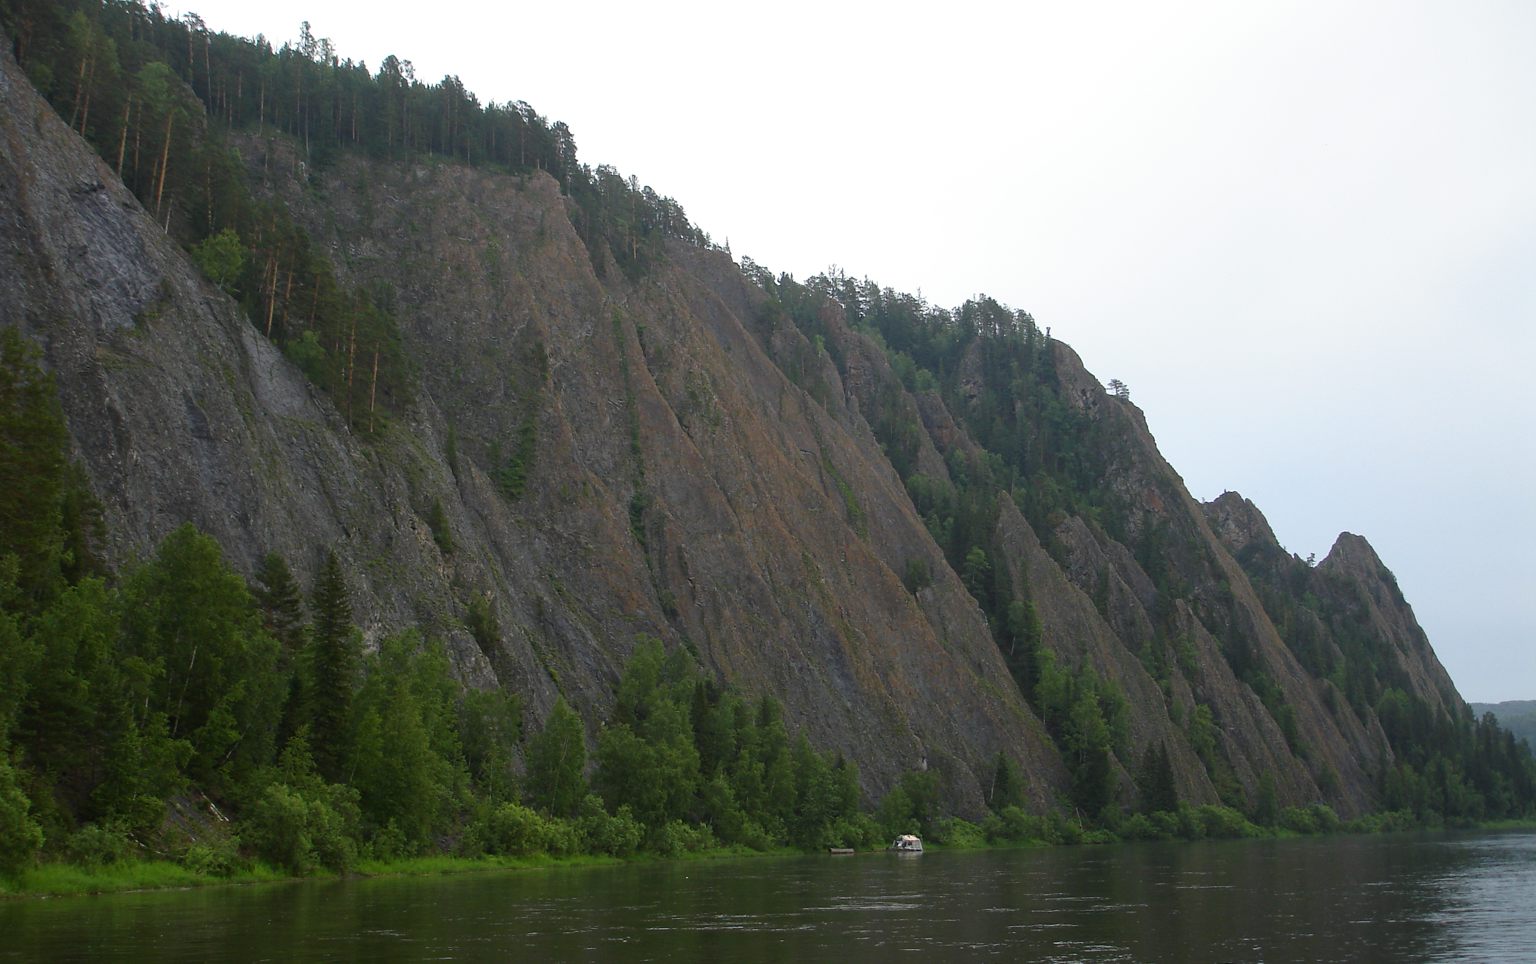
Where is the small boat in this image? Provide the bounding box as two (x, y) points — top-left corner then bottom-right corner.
(888, 834), (923, 853)
(828, 847), (855, 855)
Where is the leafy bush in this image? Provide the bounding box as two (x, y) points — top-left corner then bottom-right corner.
(1195, 805), (1260, 839)
(647, 820), (715, 857)
(1281, 803), (1340, 836)
(366, 821), (411, 861)
(823, 814), (881, 851)
(1044, 810), (1086, 845)
(467, 802), (580, 857)
(575, 796), (643, 856)
(189, 228), (245, 292)
(0, 759), (44, 880)
(283, 331), (328, 386)
(1119, 812), (1178, 841)
(65, 822), (136, 867)
(469, 802), (551, 857)
(932, 817), (987, 848)
(426, 499), (453, 555)
(243, 782), (357, 874)
(1347, 809), (1417, 834)
(181, 837), (243, 877)
(984, 804), (1046, 844)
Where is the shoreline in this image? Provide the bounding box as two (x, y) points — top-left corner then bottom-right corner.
(7, 820), (1532, 902)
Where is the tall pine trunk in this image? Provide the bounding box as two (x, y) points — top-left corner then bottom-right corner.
(154, 110), (174, 220)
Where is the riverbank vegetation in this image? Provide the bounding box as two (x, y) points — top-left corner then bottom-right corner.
(4, 1), (1536, 905)
(3, 317), (1535, 901)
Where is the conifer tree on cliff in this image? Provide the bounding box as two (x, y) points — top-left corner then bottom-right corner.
(254, 552), (307, 655)
(0, 328), (67, 602)
(308, 549), (357, 780)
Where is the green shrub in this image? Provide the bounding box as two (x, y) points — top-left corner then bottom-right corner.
(471, 802), (552, 857)
(647, 820), (715, 857)
(367, 821), (411, 861)
(985, 805), (1045, 843)
(932, 817), (987, 848)
(543, 817), (582, 857)
(824, 814), (881, 851)
(575, 797), (643, 857)
(1045, 810), (1085, 845)
(181, 837), (242, 877)
(243, 782), (357, 874)
(426, 499), (453, 555)
(1281, 803), (1340, 835)
(189, 228), (245, 292)
(1347, 809), (1416, 834)
(1195, 804), (1260, 839)
(65, 822), (136, 867)
(1175, 804), (1205, 840)
(0, 759), (44, 880)
(1119, 813), (1165, 841)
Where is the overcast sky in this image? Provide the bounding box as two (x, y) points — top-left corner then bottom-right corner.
(181, 1), (1535, 703)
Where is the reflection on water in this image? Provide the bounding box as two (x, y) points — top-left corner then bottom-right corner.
(3, 830), (1534, 962)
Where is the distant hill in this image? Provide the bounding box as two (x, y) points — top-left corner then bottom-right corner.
(1471, 702), (1536, 748)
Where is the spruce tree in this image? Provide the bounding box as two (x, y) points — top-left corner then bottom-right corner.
(1138, 741), (1179, 814)
(0, 328), (68, 601)
(987, 750), (1026, 813)
(308, 549), (357, 780)
(254, 552), (307, 654)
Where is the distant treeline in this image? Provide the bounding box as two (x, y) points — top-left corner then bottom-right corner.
(1471, 702), (1536, 754)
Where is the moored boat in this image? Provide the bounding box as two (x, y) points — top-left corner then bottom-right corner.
(888, 834), (923, 853)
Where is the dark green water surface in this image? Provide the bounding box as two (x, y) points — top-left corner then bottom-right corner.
(5, 830), (1534, 961)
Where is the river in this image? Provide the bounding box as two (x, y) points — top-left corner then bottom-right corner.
(4, 830), (1534, 961)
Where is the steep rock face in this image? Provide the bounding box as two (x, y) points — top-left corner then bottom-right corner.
(0, 39), (499, 685)
(1003, 349), (1386, 812)
(1319, 533), (1461, 719)
(0, 45), (1062, 810)
(798, 294), (1391, 814)
(1201, 494), (1463, 774)
(2, 33), (1480, 820)
(1044, 347), (1386, 812)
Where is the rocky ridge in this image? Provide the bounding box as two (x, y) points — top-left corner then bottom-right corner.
(0, 36), (1474, 817)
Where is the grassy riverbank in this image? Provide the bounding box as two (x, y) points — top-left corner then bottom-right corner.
(0, 844), (816, 899)
(8, 817), (1534, 901)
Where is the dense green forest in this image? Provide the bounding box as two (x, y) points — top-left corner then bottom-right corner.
(3, 0), (1535, 889)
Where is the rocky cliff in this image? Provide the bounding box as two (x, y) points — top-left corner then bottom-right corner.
(0, 30), (1478, 818)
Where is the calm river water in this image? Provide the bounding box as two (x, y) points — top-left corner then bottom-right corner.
(4, 830), (1535, 961)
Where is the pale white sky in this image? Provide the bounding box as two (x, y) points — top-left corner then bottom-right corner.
(181, 0), (1535, 702)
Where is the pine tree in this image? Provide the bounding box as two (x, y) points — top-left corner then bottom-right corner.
(0, 328), (68, 602)
(254, 552), (307, 654)
(987, 751), (1026, 813)
(308, 549), (357, 780)
(1138, 741), (1179, 814)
